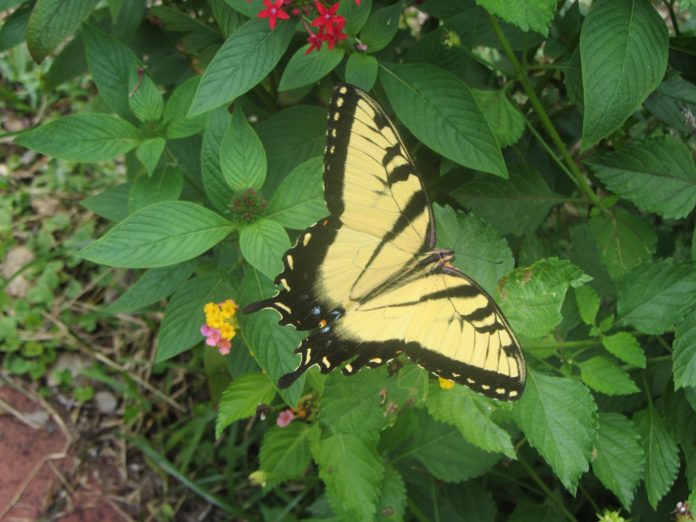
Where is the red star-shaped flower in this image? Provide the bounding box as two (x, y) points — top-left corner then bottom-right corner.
(311, 2), (345, 36)
(258, 0), (290, 30)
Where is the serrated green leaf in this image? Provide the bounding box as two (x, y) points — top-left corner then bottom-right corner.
(644, 75), (696, 133)
(128, 166), (184, 213)
(359, 3), (401, 53)
(476, 0), (555, 35)
(434, 205), (514, 297)
(580, 0), (668, 148)
(578, 356), (639, 396)
(81, 23), (140, 119)
(500, 258), (591, 339)
(259, 422), (312, 482)
(601, 332), (646, 368)
(135, 138), (166, 176)
(220, 107), (267, 192)
(674, 314), (696, 389)
(592, 412), (644, 510)
(164, 76), (208, 138)
(588, 138), (696, 220)
(279, 45), (345, 92)
(453, 165), (562, 237)
(426, 384), (514, 457)
(239, 219), (290, 280)
(80, 201), (234, 268)
(15, 113), (142, 162)
(338, 0), (372, 36)
(515, 370), (597, 493)
(189, 18), (296, 116)
(216, 373), (276, 437)
(376, 464), (406, 522)
(616, 259), (696, 334)
(201, 108), (235, 213)
(26, 0), (99, 63)
(157, 272), (234, 362)
(635, 407), (680, 509)
(380, 62), (507, 178)
(266, 157), (326, 229)
(81, 183), (131, 222)
(128, 69), (164, 123)
(472, 88), (524, 148)
(313, 432), (384, 520)
(345, 52), (378, 91)
(107, 259), (197, 313)
(575, 285), (600, 326)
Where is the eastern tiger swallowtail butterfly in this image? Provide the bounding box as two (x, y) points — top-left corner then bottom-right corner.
(243, 84), (526, 400)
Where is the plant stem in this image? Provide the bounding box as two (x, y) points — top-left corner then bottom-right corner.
(517, 454), (578, 522)
(664, 0), (681, 37)
(488, 16), (603, 209)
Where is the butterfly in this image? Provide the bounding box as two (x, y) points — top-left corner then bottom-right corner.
(243, 84), (526, 400)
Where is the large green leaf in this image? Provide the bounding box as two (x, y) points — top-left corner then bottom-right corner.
(216, 373), (277, 437)
(128, 166), (184, 213)
(635, 407), (680, 509)
(380, 62), (507, 178)
(201, 107), (235, 212)
(189, 18), (296, 116)
(674, 314), (696, 389)
(220, 107), (267, 192)
(644, 75), (696, 133)
(266, 157), (326, 229)
(0, 4), (31, 52)
(279, 45), (345, 92)
(515, 370), (597, 493)
(80, 201), (234, 268)
(81, 183), (131, 222)
(15, 113), (142, 162)
(26, 0), (99, 63)
(500, 258), (591, 339)
(359, 3), (401, 53)
(588, 138), (696, 219)
(345, 52), (378, 91)
(475, 0), (555, 35)
(259, 422), (313, 483)
(472, 88), (525, 148)
(601, 332), (646, 369)
(338, 0), (372, 36)
(580, 0), (668, 148)
(616, 259), (696, 334)
(591, 412), (644, 510)
(577, 356), (639, 396)
(239, 219), (290, 280)
(376, 465), (406, 522)
(313, 432), (384, 520)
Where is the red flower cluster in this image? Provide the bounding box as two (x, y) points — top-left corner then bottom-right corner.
(257, 0), (290, 30)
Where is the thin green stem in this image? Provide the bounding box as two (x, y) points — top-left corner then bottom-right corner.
(664, 0), (681, 37)
(517, 454), (578, 522)
(407, 497), (432, 522)
(523, 118), (581, 191)
(489, 16), (603, 209)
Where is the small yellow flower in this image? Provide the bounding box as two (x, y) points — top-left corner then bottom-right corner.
(204, 302), (218, 315)
(221, 299), (238, 317)
(208, 315), (223, 329)
(220, 323), (236, 340)
(438, 377), (455, 390)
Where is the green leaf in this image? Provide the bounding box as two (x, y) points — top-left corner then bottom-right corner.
(588, 138), (696, 220)
(260, 422), (313, 482)
(580, 0), (668, 148)
(128, 166), (184, 213)
(674, 314), (696, 389)
(338, 0), (371, 36)
(81, 183), (131, 222)
(475, 0), (555, 35)
(591, 412), (644, 510)
(128, 69), (164, 123)
(0, 4), (31, 52)
(135, 138), (166, 175)
(26, 0), (99, 63)
(453, 165), (561, 236)
(189, 18), (296, 116)
(257, 106), (326, 192)
(434, 205), (514, 297)
(279, 45), (345, 92)
(313, 432), (383, 520)
(359, 3), (401, 53)
(616, 259), (696, 334)
(156, 272), (234, 362)
(575, 285), (600, 326)
(635, 407), (680, 509)
(472, 88), (524, 148)
(164, 76), (208, 139)
(515, 370), (597, 493)
(500, 258), (591, 339)
(220, 107), (267, 192)
(216, 373), (276, 437)
(376, 465), (406, 522)
(15, 113), (142, 162)
(107, 259), (197, 313)
(81, 23), (141, 119)
(239, 219), (290, 280)
(601, 332), (646, 368)
(380, 62), (507, 178)
(224, 0), (264, 18)
(345, 53), (378, 92)
(266, 157), (327, 229)
(577, 356), (639, 396)
(80, 201), (234, 268)
(587, 209), (656, 282)
(201, 107), (236, 213)
(644, 75), (696, 133)
(426, 384), (515, 457)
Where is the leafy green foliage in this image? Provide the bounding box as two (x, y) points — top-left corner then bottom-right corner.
(578, 356), (639, 396)
(216, 373), (277, 437)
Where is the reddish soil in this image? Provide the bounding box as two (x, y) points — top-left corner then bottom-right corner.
(0, 384), (128, 522)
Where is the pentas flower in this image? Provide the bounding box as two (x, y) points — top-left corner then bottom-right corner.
(257, 0), (290, 30)
(201, 299), (239, 355)
(311, 2), (345, 37)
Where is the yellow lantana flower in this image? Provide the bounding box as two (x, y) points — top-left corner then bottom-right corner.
(438, 377), (455, 390)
